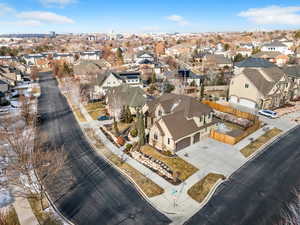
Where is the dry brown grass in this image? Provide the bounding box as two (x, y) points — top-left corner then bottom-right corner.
(73, 108), (87, 122)
(84, 128), (164, 198)
(188, 173), (226, 203)
(0, 207), (20, 225)
(140, 145), (198, 181)
(240, 128), (283, 157)
(28, 195), (62, 225)
(84, 102), (106, 120)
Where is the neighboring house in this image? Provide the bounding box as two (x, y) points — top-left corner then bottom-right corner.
(135, 51), (155, 64)
(106, 84), (146, 118)
(0, 56), (16, 64)
(53, 53), (74, 64)
(117, 72), (142, 87)
(0, 65), (19, 86)
(261, 41), (293, 55)
(23, 54), (46, 66)
(166, 69), (203, 87)
(252, 51), (289, 66)
(234, 57), (275, 74)
(283, 65), (300, 100)
(236, 48), (252, 57)
(144, 93), (217, 153)
(79, 51), (101, 60)
(203, 54), (232, 68)
(73, 60), (103, 80)
(165, 43), (196, 57)
(229, 60), (290, 109)
(93, 72), (123, 97)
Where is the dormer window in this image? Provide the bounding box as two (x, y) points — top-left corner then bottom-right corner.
(158, 110), (162, 116)
(245, 83), (249, 88)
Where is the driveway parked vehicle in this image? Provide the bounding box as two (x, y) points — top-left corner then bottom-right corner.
(258, 110), (278, 119)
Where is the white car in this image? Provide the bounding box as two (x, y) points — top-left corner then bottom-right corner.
(258, 109), (278, 119)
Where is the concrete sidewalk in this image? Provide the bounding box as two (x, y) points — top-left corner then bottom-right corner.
(13, 197), (39, 225)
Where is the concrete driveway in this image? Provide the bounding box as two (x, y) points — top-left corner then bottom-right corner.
(177, 138), (246, 177)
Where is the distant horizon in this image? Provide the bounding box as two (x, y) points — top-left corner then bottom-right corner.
(0, 28), (299, 36)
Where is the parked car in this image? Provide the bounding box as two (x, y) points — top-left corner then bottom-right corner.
(97, 115), (111, 121)
(258, 109), (278, 118)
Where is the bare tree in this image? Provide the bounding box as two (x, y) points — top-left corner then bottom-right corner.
(0, 97), (71, 210)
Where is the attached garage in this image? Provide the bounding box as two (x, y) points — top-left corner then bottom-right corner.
(175, 137), (191, 152)
(229, 96), (238, 104)
(193, 133), (200, 144)
(239, 98), (256, 108)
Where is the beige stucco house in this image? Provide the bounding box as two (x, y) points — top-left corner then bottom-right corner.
(230, 59), (291, 109)
(143, 94), (217, 154)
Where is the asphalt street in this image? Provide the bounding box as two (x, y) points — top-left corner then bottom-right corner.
(185, 125), (300, 225)
(37, 72), (171, 225)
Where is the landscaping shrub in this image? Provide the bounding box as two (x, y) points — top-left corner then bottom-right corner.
(130, 129), (138, 137)
(126, 143), (133, 151)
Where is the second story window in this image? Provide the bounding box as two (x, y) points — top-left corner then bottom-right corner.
(167, 138), (170, 145)
(245, 83), (249, 88)
(154, 133), (158, 140)
(158, 110), (162, 116)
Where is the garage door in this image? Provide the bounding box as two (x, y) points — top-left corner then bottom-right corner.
(193, 133), (200, 144)
(175, 137), (191, 152)
(239, 99), (256, 108)
(229, 96), (238, 103)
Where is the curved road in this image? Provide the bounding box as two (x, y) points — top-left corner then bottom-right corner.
(185, 125), (300, 225)
(37, 72), (171, 225)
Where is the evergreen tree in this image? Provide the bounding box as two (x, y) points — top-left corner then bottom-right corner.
(137, 109), (145, 146)
(126, 106), (132, 123)
(113, 117), (119, 136)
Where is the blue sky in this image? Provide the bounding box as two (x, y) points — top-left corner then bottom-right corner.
(0, 0), (300, 34)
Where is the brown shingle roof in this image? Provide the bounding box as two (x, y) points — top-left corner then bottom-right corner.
(242, 67), (285, 96)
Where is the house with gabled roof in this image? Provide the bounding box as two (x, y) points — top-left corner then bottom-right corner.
(143, 93), (217, 153)
(229, 58), (291, 109)
(261, 41), (293, 55)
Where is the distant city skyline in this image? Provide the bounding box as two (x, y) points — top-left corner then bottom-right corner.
(0, 0), (300, 34)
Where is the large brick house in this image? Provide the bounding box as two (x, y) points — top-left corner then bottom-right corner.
(143, 94), (217, 153)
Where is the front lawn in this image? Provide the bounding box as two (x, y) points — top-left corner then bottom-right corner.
(188, 173), (226, 203)
(240, 128), (283, 157)
(140, 145), (198, 182)
(84, 102), (106, 120)
(73, 108), (87, 122)
(84, 128), (164, 198)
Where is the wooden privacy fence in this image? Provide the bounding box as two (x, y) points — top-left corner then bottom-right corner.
(210, 120), (261, 145)
(202, 100), (258, 121)
(203, 101), (261, 145)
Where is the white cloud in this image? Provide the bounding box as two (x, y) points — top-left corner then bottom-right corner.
(166, 14), (189, 26)
(239, 5), (300, 25)
(39, 0), (75, 7)
(17, 11), (74, 24)
(0, 3), (14, 16)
